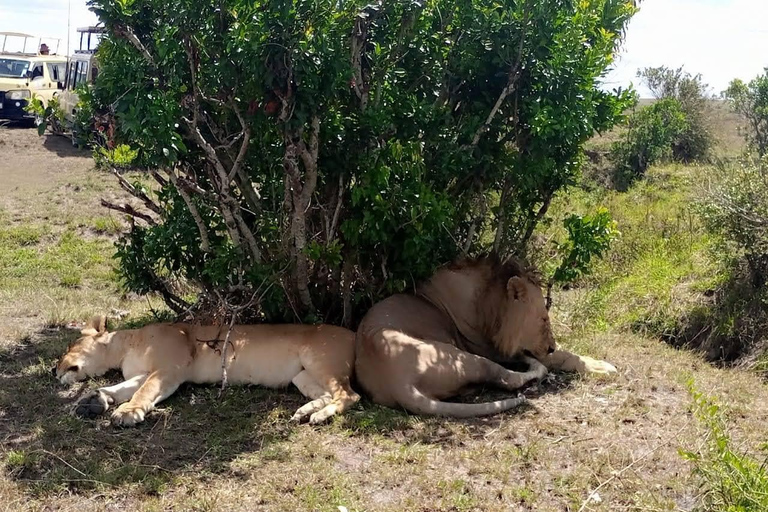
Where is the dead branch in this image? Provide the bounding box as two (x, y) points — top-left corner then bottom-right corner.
(342, 259), (353, 328)
(100, 199), (156, 225)
(520, 191), (554, 249)
(350, 13), (371, 110)
(285, 141), (313, 311)
(117, 25), (156, 67)
(109, 168), (163, 216)
(297, 116), (321, 208)
(230, 201), (263, 263)
(182, 118), (232, 189)
(463, 194), (488, 255)
(493, 180), (511, 253)
(228, 102), (252, 183)
(150, 170), (168, 188)
(329, 173), (345, 242)
(168, 168), (211, 252)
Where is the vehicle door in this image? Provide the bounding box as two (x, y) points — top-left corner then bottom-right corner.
(59, 59), (89, 123)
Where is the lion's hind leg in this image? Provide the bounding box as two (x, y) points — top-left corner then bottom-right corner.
(290, 370), (333, 423)
(290, 369), (360, 424)
(293, 368), (360, 425)
(306, 377), (360, 425)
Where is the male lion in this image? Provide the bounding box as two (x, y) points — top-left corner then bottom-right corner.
(55, 316), (360, 426)
(355, 256), (617, 417)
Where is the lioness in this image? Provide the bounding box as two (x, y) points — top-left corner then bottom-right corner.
(55, 316), (360, 426)
(355, 256), (617, 417)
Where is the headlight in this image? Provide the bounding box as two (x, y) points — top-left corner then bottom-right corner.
(6, 90), (31, 100)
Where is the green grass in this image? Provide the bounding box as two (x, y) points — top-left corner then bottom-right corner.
(89, 215), (123, 236)
(0, 226), (117, 290)
(681, 382), (768, 512)
(539, 164), (723, 342)
(538, 161), (768, 511)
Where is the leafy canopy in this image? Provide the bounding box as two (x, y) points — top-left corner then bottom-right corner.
(87, 0), (639, 323)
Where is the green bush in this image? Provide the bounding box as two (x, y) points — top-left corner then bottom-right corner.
(549, 207), (619, 286)
(94, 144), (139, 170)
(725, 70), (768, 157)
(696, 156), (768, 288)
(26, 96), (66, 136)
(637, 66), (713, 162)
(610, 98), (689, 188)
(86, 0), (638, 323)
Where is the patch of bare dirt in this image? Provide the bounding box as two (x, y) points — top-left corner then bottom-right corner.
(0, 127), (92, 204)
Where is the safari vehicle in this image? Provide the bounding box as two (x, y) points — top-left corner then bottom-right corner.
(0, 32), (67, 125)
(58, 26), (105, 133)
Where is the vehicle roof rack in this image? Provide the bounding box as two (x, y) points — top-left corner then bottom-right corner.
(1, 32), (62, 56)
(75, 26), (106, 54)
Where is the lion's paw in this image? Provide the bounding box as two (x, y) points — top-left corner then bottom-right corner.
(111, 403), (146, 427)
(74, 390), (114, 419)
(308, 404), (338, 425)
(581, 357), (617, 376)
(292, 396), (333, 424)
(523, 356), (549, 380)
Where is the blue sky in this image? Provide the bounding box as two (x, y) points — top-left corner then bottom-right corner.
(3, 0), (767, 97)
(2, 0), (99, 55)
(604, 0), (768, 96)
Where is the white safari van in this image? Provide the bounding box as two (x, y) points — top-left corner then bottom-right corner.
(0, 32), (67, 125)
(58, 26), (105, 129)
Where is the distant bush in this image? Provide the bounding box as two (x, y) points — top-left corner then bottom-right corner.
(638, 66), (713, 162)
(697, 156), (768, 288)
(610, 98), (689, 188)
(724, 70), (768, 157)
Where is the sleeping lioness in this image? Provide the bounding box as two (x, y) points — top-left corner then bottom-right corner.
(355, 256), (617, 418)
(55, 316), (360, 426)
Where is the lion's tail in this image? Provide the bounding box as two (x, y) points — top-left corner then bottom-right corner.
(398, 386), (525, 418)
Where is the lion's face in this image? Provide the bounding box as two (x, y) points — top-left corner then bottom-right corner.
(54, 317), (111, 384)
(499, 277), (557, 360)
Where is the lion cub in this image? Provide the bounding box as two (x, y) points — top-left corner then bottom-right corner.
(55, 316), (360, 426)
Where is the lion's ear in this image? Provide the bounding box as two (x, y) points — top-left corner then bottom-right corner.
(507, 277), (528, 301)
(84, 315), (108, 334)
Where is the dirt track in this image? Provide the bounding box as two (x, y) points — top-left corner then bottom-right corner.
(0, 126), (92, 199)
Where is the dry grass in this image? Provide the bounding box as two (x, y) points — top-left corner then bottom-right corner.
(1, 128), (768, 511)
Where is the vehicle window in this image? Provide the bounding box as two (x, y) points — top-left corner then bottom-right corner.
(0, 58), (32, 78)
(91, 65), (98, 82)
(75, 61), (89, 87)
(47, 63), (66, 82)
(66, 61), (77, 90)
(30, 65), (44, 81)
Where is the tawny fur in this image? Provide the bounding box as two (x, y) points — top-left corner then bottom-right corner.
(56, 317), (360, 426)
(355, 256), (617, 418)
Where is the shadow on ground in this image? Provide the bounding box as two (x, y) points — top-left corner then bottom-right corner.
(41, 132), (86, 159)
(0, 326), (577, 498)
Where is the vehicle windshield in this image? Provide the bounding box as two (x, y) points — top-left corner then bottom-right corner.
(0, 58), (32, 78)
